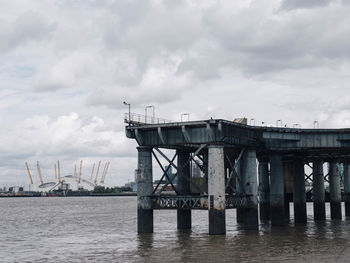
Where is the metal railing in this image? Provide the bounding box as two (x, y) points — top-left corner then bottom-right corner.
(152, 195), (207, 209)
(151, 195), (252, 210)
(124, 113), (173, 125)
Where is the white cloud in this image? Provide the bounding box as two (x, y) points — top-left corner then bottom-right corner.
(1, 0), (350, 187)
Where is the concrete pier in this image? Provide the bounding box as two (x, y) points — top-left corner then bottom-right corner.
(126, 116), (350, 234)
(241, 150), (258, 230)
(177, 150), (191, 229)
(313, 160), (325, 220)
(258, 160), (270, 221)
(236, 157), (244, 224)
(293, 159), (307, 223)
(344, 162), (350, 217)
(270, 155), (285, 226)
(329, 162), (342, 219)
(137, 146), (153, 233)
(283, 161), (293, 221)
(208, 145), (226, 235)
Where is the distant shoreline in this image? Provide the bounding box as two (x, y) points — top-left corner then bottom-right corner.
(0, 192), (137, 198)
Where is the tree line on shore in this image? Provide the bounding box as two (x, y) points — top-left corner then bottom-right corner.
(93, 185), (132, 193)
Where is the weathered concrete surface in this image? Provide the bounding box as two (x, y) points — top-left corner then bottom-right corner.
(283, 161), (293, 221)
(137, 146), (153, 233)
(344, 162), (350, 217)
(126, 119), (350, 157)
(258, 160), (270, 221)
(293, 159), (307, 224)
(208, 145), (226, 235)
(241, 150), (258, 230)
(329, 162), (342, 219)
(270, 155), (285, 226)
(177, 150), (191, 229)
(313, 160), (326, 220)
(125, 118), (350, 234)
(236, 156), (244, 224)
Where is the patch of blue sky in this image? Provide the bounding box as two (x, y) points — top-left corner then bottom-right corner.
(15, 65), (36, 79)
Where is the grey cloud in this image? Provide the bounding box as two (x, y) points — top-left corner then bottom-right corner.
(86, 84), (184, 109)
(198, 2), (350, 75)
(0, 11), (56, 53)
(280, 0), (334, 10)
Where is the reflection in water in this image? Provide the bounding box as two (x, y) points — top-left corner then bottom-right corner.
(1, 198), (350, 262)
(136, 233), (154, 260)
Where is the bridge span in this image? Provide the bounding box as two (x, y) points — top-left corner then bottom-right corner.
(125, 116), (350, 234)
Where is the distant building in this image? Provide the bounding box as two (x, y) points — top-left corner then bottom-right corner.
(134, 169), (138, 182)
(8, 186), (23, 193)
(125, 181), (137, 192)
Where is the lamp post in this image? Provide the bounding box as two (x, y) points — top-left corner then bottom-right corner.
(181, 113), (190, 122)
(314, 121), (319, 129)
(145, 105), (155, 123)
(276, 119), (282, 127)
(123, 101), (131, 124)
(250, 118), (255, 126)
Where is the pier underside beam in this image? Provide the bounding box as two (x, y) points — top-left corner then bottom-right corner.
(293, 159), (307, 224)
(270, 155), (285, 226)
(208, 145), (226, 235)
(329, 162), (342, 219)
(313, 160), (325, 221)
(137, 146), (153, 233)
(258, 159), (270, 221)
(177, 150), (191, 229)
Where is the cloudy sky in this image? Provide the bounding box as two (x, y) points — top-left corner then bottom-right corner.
(1, 0), (350, 187)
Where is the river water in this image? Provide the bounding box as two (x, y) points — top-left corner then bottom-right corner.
(1, 196), (350, 262)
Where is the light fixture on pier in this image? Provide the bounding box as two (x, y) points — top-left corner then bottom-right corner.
(276, 119), (282, 127)
(145, 105), (155, 124)
(181, 113), (190, 122)
(123, 101), (131, 124)
(314, 121), (319, 129)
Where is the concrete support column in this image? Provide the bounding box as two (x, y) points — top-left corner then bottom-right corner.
(329, 161), (342, 219)
(177, 150), (191, 229)
(241, 149), (258, 230)
(258, 160), (270, 221)
(313, 160), (325, 220)
(137, 146), (153, 233)
(203, 151), (209, 194)
(208, 145), (226, 235)
(270, 155), (285, 226)
(293, 159), (307, 223)
(344, 162), (350, 217)
(236, 155), (244, 223)
(283, 161), (294, 221)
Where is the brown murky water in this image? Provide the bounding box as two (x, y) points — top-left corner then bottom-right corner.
(0, 197), (350, 262)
